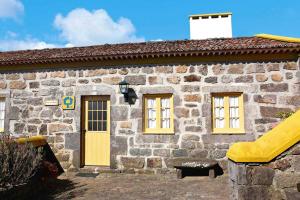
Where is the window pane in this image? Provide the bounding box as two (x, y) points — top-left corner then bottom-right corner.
(229, 97), (234, 106)
(236, 119), (240, 128)
(97, 121), (103, 131)
(92, 101), (97, 110)
(146, 98), (157, 129)
(229, 96), (240, 128)
(214, 96), (225, 129)
(103, 101), (107, 110)
(220, 108), (224, 118)
(147, 99), (156, 108)
(88, 111), (92, 121)
(230, 119), (235, 128)
(230, 108), (234, 118)
(235, 97), (239, 106)
(93, 122), (97, 131)
(215, 118), (225, 128)
(98, 111), (102, 121)
(148, 109), (156, 119)
(162, 108), (170, 118)
(88, 101), (93, 110)
(215, 97), (219, 106)
(148, 119), (156, 128)
(161, 98), (170, 108)
(147, 98), (156, 129)
(235, 108), (238, 118)
(219, 118), (225, 128)
(215, 108), (220, 117)
(215, 119), (219, 128)
(103, 111), (107, 121)
(230, 97), (238, 107)
(93, 111), (97, 121)
(162, 119), (170, 128)
(88, 121), (92, 131)
(98, 101), (103, 110)
(219, 97), (224, 106)
(103, 121), (107, 131)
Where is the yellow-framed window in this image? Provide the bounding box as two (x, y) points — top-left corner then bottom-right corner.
(212, 93), (245, 134)
(0, 98), (5, 133)
(143, 94), (174, 134)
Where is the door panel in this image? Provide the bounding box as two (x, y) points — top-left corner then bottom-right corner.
(84, 96), (110, 166)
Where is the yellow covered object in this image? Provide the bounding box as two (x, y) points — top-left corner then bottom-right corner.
(17, 136), (47, 147)
(227, 110), (300, 162)
(256, 34), (300, 43)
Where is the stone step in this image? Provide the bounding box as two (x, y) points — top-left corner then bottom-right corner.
(78, 166), (123, 174)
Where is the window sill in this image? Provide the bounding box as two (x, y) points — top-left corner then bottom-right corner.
(143, 131), (175, 135)
(212, 131), (246, 135)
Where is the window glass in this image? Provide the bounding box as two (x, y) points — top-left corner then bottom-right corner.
(212, 94), (244, 134)
(161, 98), (170, 128)
(214, 97), (225, 128)
(147, 98), (156, 128)
(229, 97), (240, 128)
(87, 100), (108, 131)
(144, 95), (174, 134)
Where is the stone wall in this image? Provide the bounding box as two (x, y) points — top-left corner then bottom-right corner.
(228, 142), (300, 200)
(0, 59), (299, 172)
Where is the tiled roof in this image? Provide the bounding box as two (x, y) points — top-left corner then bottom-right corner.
(0, 36), (300, 66)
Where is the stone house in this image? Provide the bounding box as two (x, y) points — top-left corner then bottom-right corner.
(0, 34), (300, 172)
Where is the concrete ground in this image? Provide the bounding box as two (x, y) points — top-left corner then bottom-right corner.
(51, 173), (230, 200)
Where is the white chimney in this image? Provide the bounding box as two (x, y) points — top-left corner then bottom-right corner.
(189, 12), (233, 40)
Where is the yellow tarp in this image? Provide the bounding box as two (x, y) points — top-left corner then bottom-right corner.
(17, 136), (47, 147)
(227, 110), (300, 162)
(256, 34), (300, 43)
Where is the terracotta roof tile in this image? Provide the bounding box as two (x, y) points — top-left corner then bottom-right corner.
(0, 37), (300, 66)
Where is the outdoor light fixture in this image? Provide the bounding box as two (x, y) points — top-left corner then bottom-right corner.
(119, 80), (137, 105)
(119, 80), (129, 94)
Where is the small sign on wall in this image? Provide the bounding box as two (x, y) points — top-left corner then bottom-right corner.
(44, 99), (59, 106)
(62, 96), (75, 110)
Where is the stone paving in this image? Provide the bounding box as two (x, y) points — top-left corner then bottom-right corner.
(53, 173), (229, 200)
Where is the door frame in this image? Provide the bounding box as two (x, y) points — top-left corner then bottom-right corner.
(80, 95), (111, 167)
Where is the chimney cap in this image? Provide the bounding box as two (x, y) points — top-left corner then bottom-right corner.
(189, 12), (232, 19)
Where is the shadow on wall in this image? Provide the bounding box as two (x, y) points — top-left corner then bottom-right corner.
(124, 88), (138, 105)
(42, 143), (64, 176)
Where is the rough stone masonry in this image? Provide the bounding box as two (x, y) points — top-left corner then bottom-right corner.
(228, 141), (300, 200)
(0, 59), (299, 172)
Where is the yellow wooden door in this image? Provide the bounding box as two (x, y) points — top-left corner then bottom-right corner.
(84, 96), (110, 166)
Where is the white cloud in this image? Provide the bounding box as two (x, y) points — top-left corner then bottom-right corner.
(54, 8), (144, 46)
(0, 39), (58, 51)
(0, 8), (145, 51)
(0, 0), (24, 19)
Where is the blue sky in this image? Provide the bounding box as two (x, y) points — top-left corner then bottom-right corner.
(0, 0), (299, 51)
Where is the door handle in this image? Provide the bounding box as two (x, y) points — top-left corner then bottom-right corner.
(82, 129), (86, 134)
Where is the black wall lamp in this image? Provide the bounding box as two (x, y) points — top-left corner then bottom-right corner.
(119, 80), (129, 95)
(119, 80), (137, 105)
